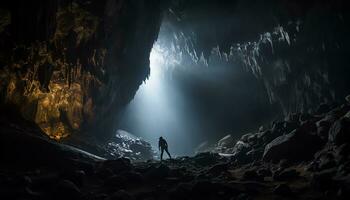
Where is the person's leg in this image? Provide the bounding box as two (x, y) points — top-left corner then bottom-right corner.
(160, 149), (164, 161)
(165, 148), (171, 159)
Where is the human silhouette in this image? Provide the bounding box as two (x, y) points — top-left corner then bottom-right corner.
(159, 136), (172, 161)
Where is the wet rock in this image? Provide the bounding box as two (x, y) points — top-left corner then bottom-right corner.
(217, 134), (236, 149)
(263, 127), (324, 163)
(328, 118), (350, 146)
(273, 184), (292, 196)
(229, 141), (253, 164)
(105, 130), (154, 161)
(52, 179), (81, 200)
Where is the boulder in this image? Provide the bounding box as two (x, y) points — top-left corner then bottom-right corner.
(263, 127), (324, 163)
(217, 134), (235, 148)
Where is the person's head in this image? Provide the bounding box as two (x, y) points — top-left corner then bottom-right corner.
(159, 136), (163, 140)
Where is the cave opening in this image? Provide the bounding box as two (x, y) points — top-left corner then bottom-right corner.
(119, 22), (198, 156)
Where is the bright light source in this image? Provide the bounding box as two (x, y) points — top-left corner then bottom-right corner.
(149, 44), (165, 76)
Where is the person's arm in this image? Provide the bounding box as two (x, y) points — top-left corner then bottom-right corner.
(158, 140), (161, 151)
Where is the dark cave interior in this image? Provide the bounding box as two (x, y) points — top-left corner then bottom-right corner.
(0, 0), (350, 199)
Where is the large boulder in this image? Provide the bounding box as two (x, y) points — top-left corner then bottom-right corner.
(263, 124), (324, 163)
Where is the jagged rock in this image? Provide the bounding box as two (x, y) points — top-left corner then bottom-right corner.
(218, 134), (236, 148)
(229, 141), (253, 164)
(328, 118), (350, 146)
(105, 130), (154, 161)
(263, 126), (324, 163)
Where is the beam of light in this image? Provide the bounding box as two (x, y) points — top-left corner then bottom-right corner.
(120, 42), (196, 156)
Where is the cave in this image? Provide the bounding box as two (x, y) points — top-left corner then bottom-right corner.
(1, 0), (350, 199)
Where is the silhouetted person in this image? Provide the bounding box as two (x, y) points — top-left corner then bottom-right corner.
(159, 136), (171, 161)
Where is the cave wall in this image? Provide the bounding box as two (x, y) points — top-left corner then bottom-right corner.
(0, 0), (163, 141)
(163, 0), (350, 115)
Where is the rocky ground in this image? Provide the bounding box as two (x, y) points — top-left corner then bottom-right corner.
(1, 96), (350, 200)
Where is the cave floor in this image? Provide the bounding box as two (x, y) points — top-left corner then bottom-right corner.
(1, 108), (349, 200)
(0, 156), (327, 200)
